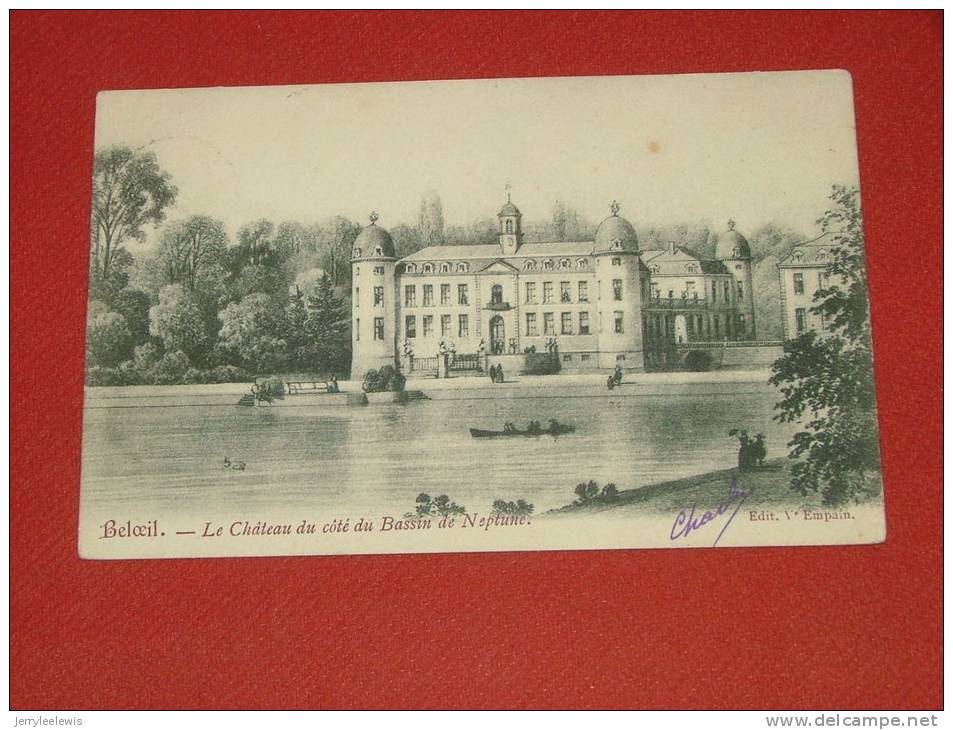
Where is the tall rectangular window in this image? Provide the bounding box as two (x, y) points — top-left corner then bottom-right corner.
(543, 312), (555, 335)
(354, 287), (359, 306)
(354, 318), (359, 341)
(712, 281), (718, 302)
(793, 273), (804, 295)
(441, 314), (451, 337)
(526, 312), (538, 336)
(560, 282), (572, 303)
(405, 315), (416, 338)
(440, 284), (451, 305)
(795, 308), (806, 333)
(561, 312), (573, 335)
(614, 311), (624, 334)
(724, 281), (731, 301)
(373, 266), (384, 275)
(736, 281), (744, 302)
(458, 284), (469, 305)
(685, 281), (696, 298)
(404, 285), (416, 307)
(613, 279), (623, 301)
(373, 317), (384, 340)
(373, 286), (384, 307)
(818, 272), (827, 291)
(579, 311), (590, 335)
(543, 282), (554, 304)
(578, 281), (588, 302)
(423, 284), (433, 306)
(423, 315), (433, 337)
(525, 282), (537, 304)
(458, 314), (469, 338)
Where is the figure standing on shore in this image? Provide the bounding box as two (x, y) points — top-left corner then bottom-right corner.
(613, 366), (623, 386)
(752, 434), (766, 468)
(729, 429), (752, 471)
(497, 363), (505, 383)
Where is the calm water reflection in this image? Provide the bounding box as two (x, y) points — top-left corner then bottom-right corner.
(81, 392), (797, 518)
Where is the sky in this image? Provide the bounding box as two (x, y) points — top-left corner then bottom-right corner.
(95, 70), (861, 245)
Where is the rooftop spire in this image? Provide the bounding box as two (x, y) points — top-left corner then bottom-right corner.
(505, 180), (512, 204)
(727, 218), (736, 230)
(369, 211), (379, 225)
(610, 200), (620, 216)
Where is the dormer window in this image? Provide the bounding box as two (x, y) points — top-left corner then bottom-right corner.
(456, 262), (469, 273)
(440, 262), (451, 273)
(544, 259), (554, 270)
(559, 258), (570, 269)
(685, 263), (697, 273)
(374, 246), (383, 256)
(423, 263), (434, 273)
(352, 247), (362, 258)
(650, 264), (660, 273)
(524, 259), (536, 271)
(611, 238), (623, 250)
(817, 250), (828, 261)
(405, 264), (416, 274)
(576, 258), (589, 268)
(792, 252), (803, 264)
(732, 247), (742, 258)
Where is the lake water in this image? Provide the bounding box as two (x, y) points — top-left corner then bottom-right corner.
(80, 388), (798, 520)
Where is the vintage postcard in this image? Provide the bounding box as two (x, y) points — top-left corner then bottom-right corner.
(80, 70), (885, 560)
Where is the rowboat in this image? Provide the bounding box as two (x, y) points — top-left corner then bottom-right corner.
(469, 425), (575, 438)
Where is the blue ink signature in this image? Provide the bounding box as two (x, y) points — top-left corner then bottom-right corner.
(669, 476), (754, 547)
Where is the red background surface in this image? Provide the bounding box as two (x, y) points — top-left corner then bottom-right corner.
(11, 11), (943, 709)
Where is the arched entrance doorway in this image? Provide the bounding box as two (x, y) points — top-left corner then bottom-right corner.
(674, 314), (688, 344)
(489, 315), (505, 354)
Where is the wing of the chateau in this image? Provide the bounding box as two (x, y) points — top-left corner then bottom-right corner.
(349, 197), (756, 379)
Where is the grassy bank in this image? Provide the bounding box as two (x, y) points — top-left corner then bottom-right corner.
(547, 458), (884, 516)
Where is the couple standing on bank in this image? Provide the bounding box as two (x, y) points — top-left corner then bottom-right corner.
(489, 363), (505, 383)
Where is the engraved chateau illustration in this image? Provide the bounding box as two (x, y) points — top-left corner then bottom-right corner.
(350, 195), (757, 378)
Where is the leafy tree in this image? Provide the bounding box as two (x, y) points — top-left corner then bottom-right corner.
(86, 309), (133, 368)
(235, 219), (276, 267)
(216, 293), (289, 374)
(282, 286), (309, 370)
(574, 480), (600, 506)
(149, 284), (209, 363)
(111, 288), (152, 346)
(315, 216), (362, 287)
(769, 186), (880, 506)
(90, 146), (177, 280)
(155, 216), (228, 290)
(303, 273), (349, 374)
(418, 191), (445, 247)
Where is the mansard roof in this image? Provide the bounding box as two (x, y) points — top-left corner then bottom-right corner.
(399, 240), (594, 262)
(642, 246), (730, 275)
(779, 232), (836, 266)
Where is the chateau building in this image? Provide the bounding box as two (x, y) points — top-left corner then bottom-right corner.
(350, 196), (756, 378)
(777, 232), (835, 339)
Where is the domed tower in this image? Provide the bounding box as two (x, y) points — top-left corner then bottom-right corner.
(592, 201), (647, 371)
(497, 188), (522, 255)
(716, 220), (756, 339)
(349, 212), (398, 379)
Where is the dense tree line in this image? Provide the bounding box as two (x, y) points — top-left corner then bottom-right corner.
(85, 146), (355, 386)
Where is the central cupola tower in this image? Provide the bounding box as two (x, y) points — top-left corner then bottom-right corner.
(497, 185), (522, 255)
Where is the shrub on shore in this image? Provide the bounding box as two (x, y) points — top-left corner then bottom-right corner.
(491, 498), (534, 516)
(362, 365), (406, 393)
(573, 480), (620, 506)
